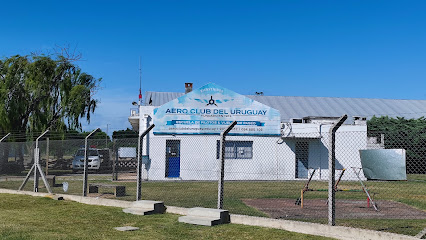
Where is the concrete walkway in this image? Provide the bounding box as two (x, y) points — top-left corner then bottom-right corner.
(0, 188), (419, 240)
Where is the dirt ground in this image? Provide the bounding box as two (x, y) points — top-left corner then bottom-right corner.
(243, 198), (426, 219)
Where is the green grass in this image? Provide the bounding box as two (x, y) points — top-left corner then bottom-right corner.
(0, 169), (73, 177)
(1, 176), (425, 212)
(408, 174), (426, 181)
(294, 218), (426, 237)
(0, 194), (334, 240)
(337, 219), (426, 237)
(0, 174), (425, 236)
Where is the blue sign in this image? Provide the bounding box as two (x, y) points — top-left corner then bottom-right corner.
(153, 83), (281, 136)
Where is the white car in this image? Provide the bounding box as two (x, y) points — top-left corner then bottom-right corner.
(72, 148), (101, 172)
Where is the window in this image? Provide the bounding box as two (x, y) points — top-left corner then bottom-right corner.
(216, 141), (253, 159)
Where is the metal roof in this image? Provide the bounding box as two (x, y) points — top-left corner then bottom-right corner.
(143, 91), (426, 123)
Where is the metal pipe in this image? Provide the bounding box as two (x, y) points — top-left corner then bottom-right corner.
(0, 133), (11, 178)
(83, 128), (100, 196)
(137, 124), (155, 201)
(334, 168), (346, 191)
(112, 139), (117, 181)
(217, 121), (237, 209)
(297, 169), (316, 208)
(328, 115), (347, 226)
(18, 130), (51, 193)
(35, 130), (49, 151)
(46, 138), (49, 176)
(0, 133), (11, 142)
(352, 167), (378, 211)
(18, 165), (35, 190)
(34, 130), (49, 192)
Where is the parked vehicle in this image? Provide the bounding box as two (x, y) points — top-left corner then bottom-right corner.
(72, 148), (101, 172)
(98, 148), (112, 170)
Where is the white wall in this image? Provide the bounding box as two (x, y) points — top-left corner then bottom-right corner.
(306, 124), (367, 181)
(139, 106), (368, 181)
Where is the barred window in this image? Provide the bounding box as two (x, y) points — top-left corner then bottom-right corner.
(216, 141), (253, 159)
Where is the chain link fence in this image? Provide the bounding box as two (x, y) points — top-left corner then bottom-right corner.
(0, 129), (424, 236)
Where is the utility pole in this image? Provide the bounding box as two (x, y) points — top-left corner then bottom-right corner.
(139, 57), (142, 106)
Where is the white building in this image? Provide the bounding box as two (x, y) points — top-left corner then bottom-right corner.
(129, 83), (426, 181)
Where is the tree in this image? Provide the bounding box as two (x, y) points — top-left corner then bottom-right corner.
(367, 116), (426, 174)
(0, 53), (101, 173)
(111, 128), (138, 148)
(0, 53), (101, 134)
(112, 128), (138, 139)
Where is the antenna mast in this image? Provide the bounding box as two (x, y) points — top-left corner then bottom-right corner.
(138, 57), (142, 105)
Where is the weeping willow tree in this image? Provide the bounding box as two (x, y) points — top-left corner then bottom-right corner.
(0, 53), (101, 172)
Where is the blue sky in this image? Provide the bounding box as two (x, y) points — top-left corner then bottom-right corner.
(1, 1), (426, 132)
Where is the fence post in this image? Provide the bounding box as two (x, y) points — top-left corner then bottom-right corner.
(0, 133), (11, 142)
(19, 130), (51, 193)
(328, 115), (347, 226)
(83, 128), (100, 197)
(46, 137), (49, 176)
(217, 121), (237, 209)
(0, 133), (11, 173)
(137, 124), (155, 201)
(112, 139), (117, 181)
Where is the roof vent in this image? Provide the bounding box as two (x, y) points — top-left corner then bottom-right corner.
(291, 118), (303, 123)
(185, 83), (193, 93)
(353, 116), (367, 125)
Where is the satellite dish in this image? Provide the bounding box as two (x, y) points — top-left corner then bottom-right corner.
(62, 182), (69, 192)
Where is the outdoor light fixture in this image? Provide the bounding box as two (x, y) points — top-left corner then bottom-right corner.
(132, 101), (138, 106)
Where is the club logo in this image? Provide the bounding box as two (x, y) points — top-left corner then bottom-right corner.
(191, 97), (233, 105)
(206, 96), (218, 106)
